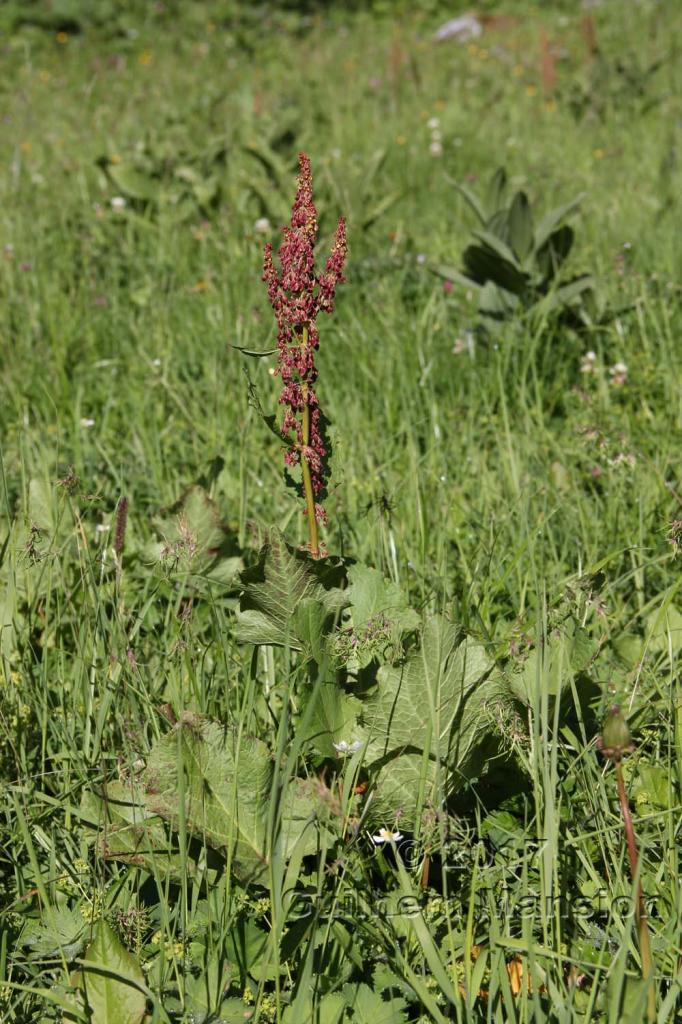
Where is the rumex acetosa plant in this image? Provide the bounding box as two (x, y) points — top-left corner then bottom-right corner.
(262, 153), (347, 558)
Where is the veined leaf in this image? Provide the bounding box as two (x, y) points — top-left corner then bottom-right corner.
(343, 982), (408, 1023)
(450, 179), (487, 226)
(485, 167), (508, 217)
(141, 713), (318, 882)
(360, 617), (515, 823)
(65, 921), (146, 1024)
(463, 243), (528, 295)
(346, 564), (419, 635)
(107, 162), (159, 202)
(299, 683), (363, 759)
(236, 530), (347, 648)
(508, 191), (534, 262)
(533, 194), (583, 253)
(470, 229), (523, 271)
(430, 264), (482, 290)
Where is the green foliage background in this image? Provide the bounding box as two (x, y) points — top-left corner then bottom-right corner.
(1, 0), (681, 1021)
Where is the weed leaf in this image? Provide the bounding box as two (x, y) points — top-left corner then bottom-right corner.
(65, 920), (146, 1024)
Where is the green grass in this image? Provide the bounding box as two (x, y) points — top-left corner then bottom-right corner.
(1, 1), (682, 1021)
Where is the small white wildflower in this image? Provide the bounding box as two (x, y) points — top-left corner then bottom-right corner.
(152, 358), (162, 366)
(79, 418), (95, 428)
(371, 828), (403, 845)
(609, 361), (628, 386)
(110, 196), (127, 212)
(433, 14), (482, 43)
(429, 140), (443, 158)
(95, 523), (110, 534)
(427, 117), (440, 130)
(333, 740), (362, 755)
(254, 217), (272, 235)
(416, 253), (426, 265)
(580, 350), (598, 374)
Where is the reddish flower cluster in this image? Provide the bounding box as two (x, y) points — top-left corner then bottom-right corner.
(262, 153), (347, 524)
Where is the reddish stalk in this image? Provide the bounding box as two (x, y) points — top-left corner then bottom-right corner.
(598, 705), (655, 1021)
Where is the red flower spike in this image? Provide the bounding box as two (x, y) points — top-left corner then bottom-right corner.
(262, 154), (347, 539)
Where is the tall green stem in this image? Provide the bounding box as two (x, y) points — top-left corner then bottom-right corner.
(300, 325), (319, 558)
(615, 761), (655, 1021)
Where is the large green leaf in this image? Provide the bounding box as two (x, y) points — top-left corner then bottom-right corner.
(346, 564), (419, 635)
(145, 485), (242, 587)
(536, 224), (575, 281)
(65, 921), (146, 1024)
(360, 617), (515, 823)
(485, 166), (508, 217)
(20, 907), (86, 960)
(79, 781), (223, 886)
(141, 714), (318, 882)
(463, 242), (528, 295)
(107, 162), (159, 202)
(508, 191), (534, 262)
(298, 683), (363, 759)
(343, 982), (408, 1023)
(533, 194), (583, 253)
(478, 280), (520, 318)
(236, 530), (347, 648)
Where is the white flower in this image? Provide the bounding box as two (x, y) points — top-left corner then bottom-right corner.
(427, 117), (440, 130)
(110, 196), (127, 212)
(254, 217), (272, 235)
(371, 828), (403, 845)
(611, 361), (628, 375)
(433, 15), (482, 43)
(333, 740), (362, 755)
(580, 351), (598, 374)
(429, 140), (443, 158)
(79, 418), (95, 428)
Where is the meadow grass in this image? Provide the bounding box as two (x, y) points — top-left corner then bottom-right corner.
(1, 2), (681, 1021)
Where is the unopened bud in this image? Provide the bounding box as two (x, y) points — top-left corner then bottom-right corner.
(598, 704), (635, 761)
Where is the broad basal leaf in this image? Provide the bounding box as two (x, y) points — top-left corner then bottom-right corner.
(298, 682), (363, 759)
(360, 616), (516, 824)
(145, 485), (242, 587)
(343, 982), (408, 1024)
(141, 713), (318, 882)
(65, 920), (146, 1024)
(346, 564), (420, 635)
(236, 530), (347, 648)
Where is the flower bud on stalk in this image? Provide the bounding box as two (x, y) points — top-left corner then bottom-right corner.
(262, 153), (347, 557)
(597, 704), (655, 1020)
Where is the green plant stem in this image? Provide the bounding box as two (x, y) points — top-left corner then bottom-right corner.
(300, 325), (319, 558)
(615, 760), (655, 1021)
